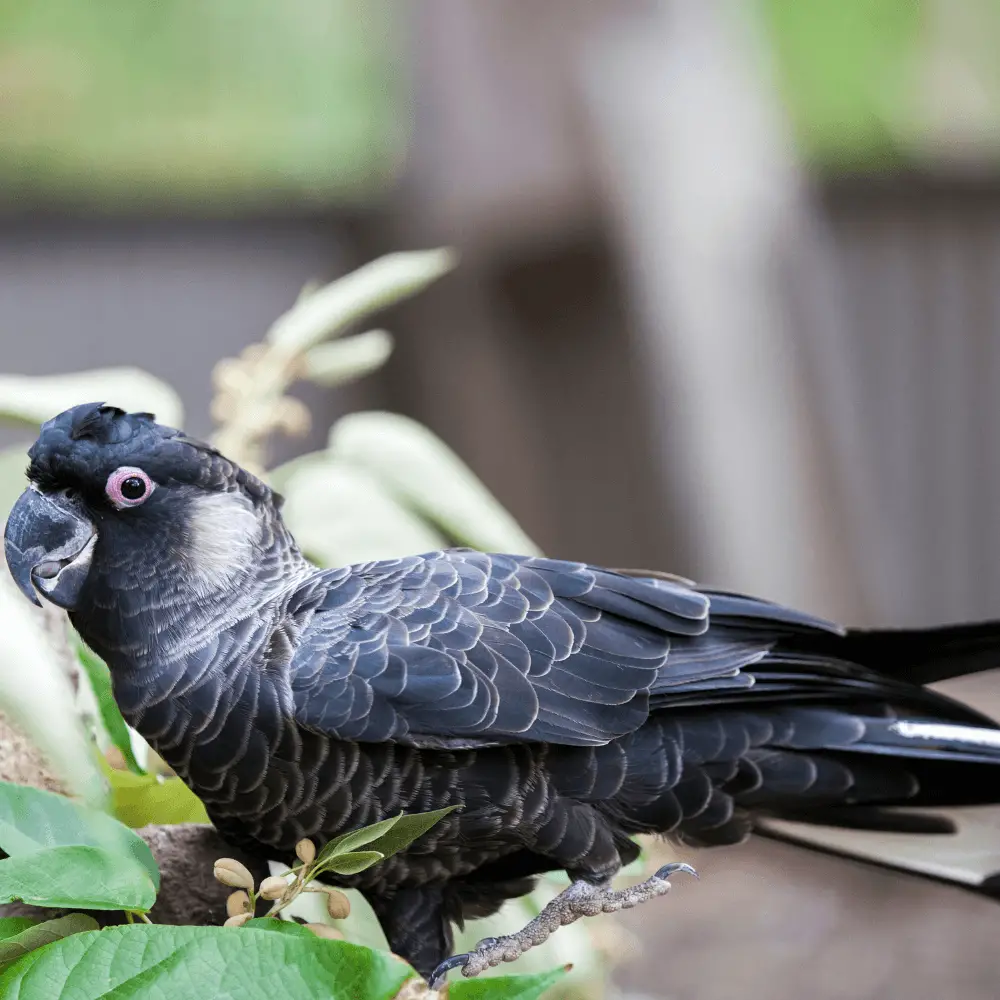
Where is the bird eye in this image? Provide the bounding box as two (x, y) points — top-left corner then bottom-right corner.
(105, 466), (154, 509)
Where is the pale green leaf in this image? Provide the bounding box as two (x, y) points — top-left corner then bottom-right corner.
(102, 763), (209, 828)
(264, 450), (326, 493)
(0, 920), (36, 943)
(315, 814), (403, 863)
(302, 329), (394, 387)
(270, 886), (391, 954)
(0, 578), (106, 805)
(314, 808), (458, 875)
(362, 806), (460, 861)
(0, 923), (415, 999)
(449, 966), (568, 1000)
(267, 249), (455, 353)
(329, 412), (541, 554)
(0, 915), (98, 967)
(0, 368), (183, 430)
(76, 644), (145, 776)
(280, 461), (446, 567)
(0, 780), (158, 891)
(0, 845), (156, 911)
(319, 851), (384, 877)
(296, 278), (323, 304)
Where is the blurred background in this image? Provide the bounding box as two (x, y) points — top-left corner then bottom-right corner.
(3, 1), (1000, 997)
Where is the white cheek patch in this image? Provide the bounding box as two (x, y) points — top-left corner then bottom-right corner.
(184, 491), (261, 592)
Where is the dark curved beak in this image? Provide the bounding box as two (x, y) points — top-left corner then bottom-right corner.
(4, 488), (97, 610)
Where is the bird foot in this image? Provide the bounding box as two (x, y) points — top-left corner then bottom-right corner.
(428, 862), (696, 988)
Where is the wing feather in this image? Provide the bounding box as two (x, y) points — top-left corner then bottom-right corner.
(288, 550), (852, 747)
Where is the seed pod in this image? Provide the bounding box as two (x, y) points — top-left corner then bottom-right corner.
(295, 839), (316, 866)
(213, 858), (255, 891)
(259, 876), (290, 901)
(325, 889), (351, 920)
(305, 922), (343, 940)
(223, 912), (253, 928)
(226, 891), (252, 918)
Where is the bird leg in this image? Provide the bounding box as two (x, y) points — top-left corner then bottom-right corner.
(428, 862), (696, 988)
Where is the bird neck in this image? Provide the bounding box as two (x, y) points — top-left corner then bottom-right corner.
(84, 581), (301, 789)
(70, 502), (315, 752)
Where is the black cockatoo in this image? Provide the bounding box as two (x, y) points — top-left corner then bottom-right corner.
(7, 403), (1000, 985)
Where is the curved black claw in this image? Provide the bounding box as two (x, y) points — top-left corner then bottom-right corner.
(428, 953), (470, 990)
(655, 862), (698, 880)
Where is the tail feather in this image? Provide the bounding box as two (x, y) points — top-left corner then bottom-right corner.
(751, 620), (1000, 899)
(838, 620), (1000, 686)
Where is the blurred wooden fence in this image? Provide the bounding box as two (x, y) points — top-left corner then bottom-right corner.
(5, 0), (1000, 633)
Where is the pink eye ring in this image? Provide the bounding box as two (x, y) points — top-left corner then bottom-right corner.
(105, 466), (154, 509)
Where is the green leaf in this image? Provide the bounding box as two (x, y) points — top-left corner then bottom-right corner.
(302, 329), (394, 387)
(264, 450), (326, 493)
(328, 412), (541, 555)
(102, 764), (210, 828)
(0, 369), (183, 430)
(280, 461), (446, 566)
(0, 577), (106, 806)
(243, 917), (313, 936)
(0, 920), (36, 943)
(0, 915), (98, 968)
(315, 813), (404, 864)
(0, 780), (159, 892)
(267, 249), (456, 353)
(282, 888), (392, 954)
(319, 851), (384, 877)
(0, 924), (415, 1000)
(362, 806), (461, 861)
(0, 845), (156, 911)
(448, 967), (568, 1000)
(76, 644), (145, 776)
(315, 806), (459, 874)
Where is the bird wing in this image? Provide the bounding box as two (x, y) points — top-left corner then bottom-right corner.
(286, 549), (844, 747)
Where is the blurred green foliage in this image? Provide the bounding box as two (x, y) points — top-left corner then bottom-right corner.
(762, 0), (1000, 170)
(0, 0), (399, 210)
(762, 0), (921, 167)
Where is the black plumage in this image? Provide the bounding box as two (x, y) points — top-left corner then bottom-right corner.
(7, 403), (1000, 982)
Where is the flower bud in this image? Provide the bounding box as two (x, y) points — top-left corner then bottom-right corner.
(305, 922), (343, 940)
(223, 912), (253, 928)
(243, 343), (270, 364)
(259, 875), (290, 901)
(274, 396), (311, 437)
(325, 889), (351, 920)
(295, 839), (316, 866)
(226, 891), (252, 918)
(213, 858), (255, 891)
